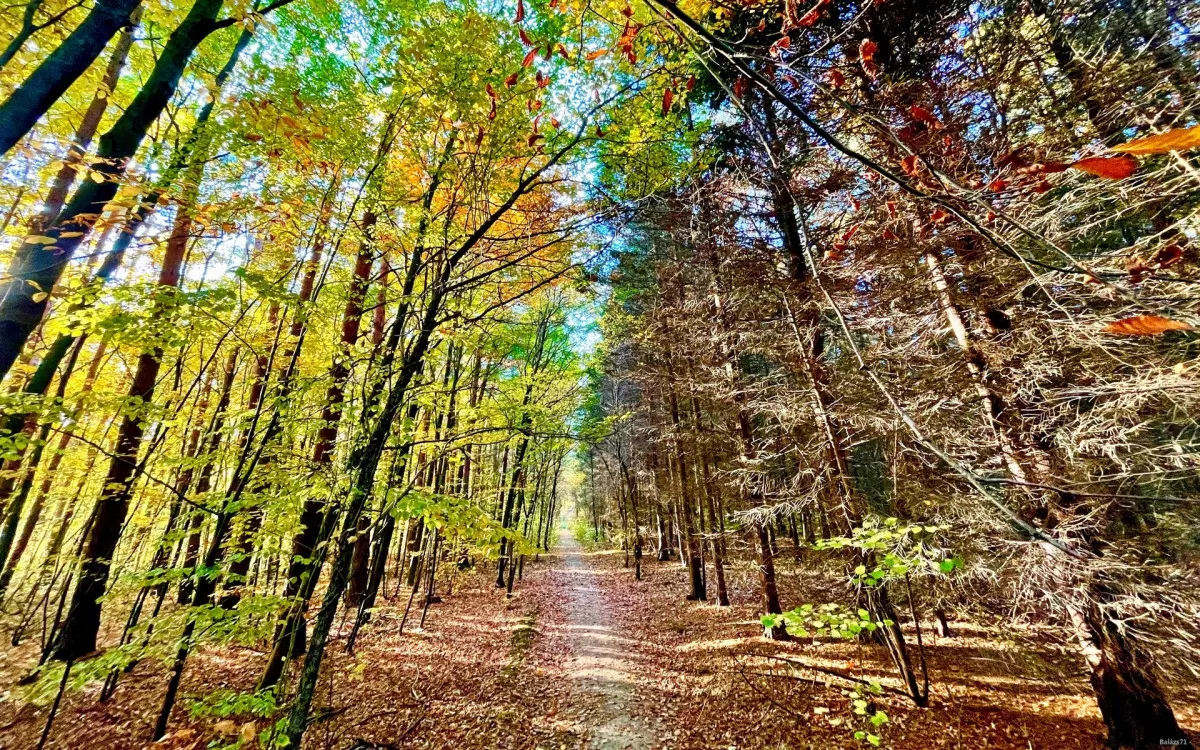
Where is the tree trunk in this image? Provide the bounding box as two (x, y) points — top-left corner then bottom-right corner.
(50, 194), (192, 661)
(0, 0), (145, 156)
(259, 214), (374, 689)
(0, 0), (230, 380)
(31, 6), (143, 233)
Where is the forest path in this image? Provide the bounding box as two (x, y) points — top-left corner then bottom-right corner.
(557, 535), (656, 750)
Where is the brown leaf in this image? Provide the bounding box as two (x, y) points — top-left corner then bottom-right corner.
(505, 72), (519, 88)
(1070, 155), (1137, 180)
(1110, 124), (1200, 155)
(1102, 315), (1195, 336)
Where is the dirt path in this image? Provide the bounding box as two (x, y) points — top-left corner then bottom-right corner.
(557, 536), (656, 750)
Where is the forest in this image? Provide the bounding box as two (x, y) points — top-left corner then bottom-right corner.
(0, 0), (1197, 746)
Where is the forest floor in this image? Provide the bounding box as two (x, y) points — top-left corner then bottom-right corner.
(1, 539), (1198, 749)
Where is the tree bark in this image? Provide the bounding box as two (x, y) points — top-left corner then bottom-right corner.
(0, 0), (231, 380)
(0, 0), (145, 156)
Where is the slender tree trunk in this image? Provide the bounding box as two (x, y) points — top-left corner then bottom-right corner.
(0, 0), (145, 156)
(50, 194), (193, 660)
(31, 6), (143, 233)
(0, 0), (235, 380)
(259, 213), (375, 688)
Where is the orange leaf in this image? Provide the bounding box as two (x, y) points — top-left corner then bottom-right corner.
(1102, 315), (1195, 336)
(1110, 124), (1200, 155)
(661, 88), (674, 116)
(1070, 155), (1137, 180)
(585, 48), (608, 61)
(522, 48), (538, 67)
(519, 28), (536, 46)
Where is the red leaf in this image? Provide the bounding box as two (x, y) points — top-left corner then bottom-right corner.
(519, 28), (536, 46)
(522, 48), (538, 67)
(733, 77), (748, 99)
(662, 88), (674, 116)
(1070, 155), (1137, 180)
(505, 72), (519, 88)
(930, 208), (949, 224)
(515, 0), (525, 23)
(1103, 315), (1195, 336)
(858, 39), (878, 80)
(488, 99), (497, 120)
(987, 178), (1006, 192)
(486, 83), (498, 100)
(1152, 244), (1184, 268)
(828, 69), (845, 88)
(900, 154), (920, 176)
(909, 105), (941, 129)
(686, 74), (696, 92)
